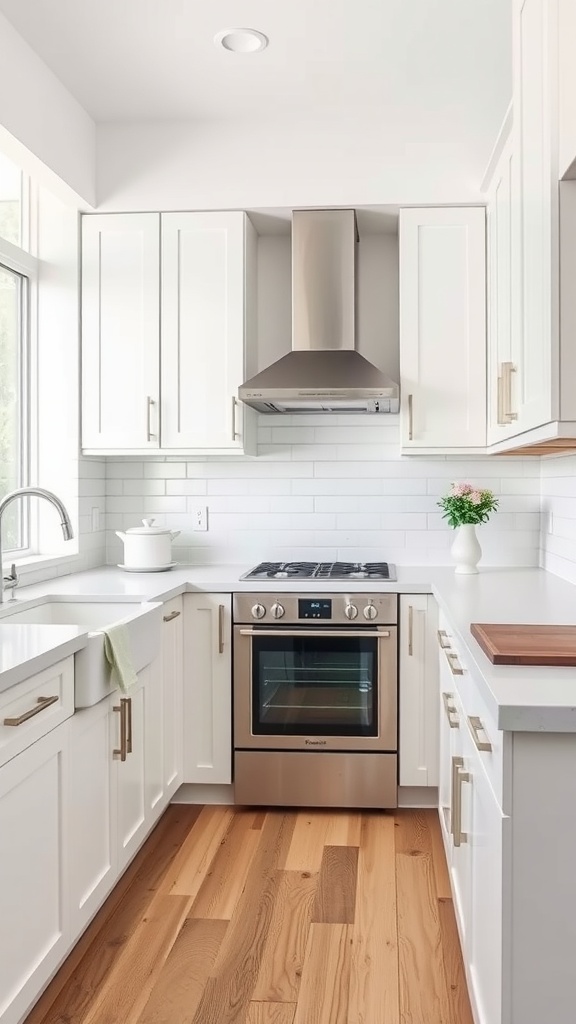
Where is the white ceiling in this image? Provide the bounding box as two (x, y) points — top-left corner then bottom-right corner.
(0, 0), (511, 151)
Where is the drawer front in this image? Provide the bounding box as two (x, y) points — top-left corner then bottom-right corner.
(0, 658), (74, 768)
(438, 614), (506, 809)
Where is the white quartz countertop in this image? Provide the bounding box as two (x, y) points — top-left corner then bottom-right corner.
(0, 624), (87, 694)
(6, 563), (576, 732)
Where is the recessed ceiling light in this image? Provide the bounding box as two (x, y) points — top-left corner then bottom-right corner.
(214, 28), (269, 54)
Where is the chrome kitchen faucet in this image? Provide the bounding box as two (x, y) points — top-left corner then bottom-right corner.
(0, 488), (74, 602)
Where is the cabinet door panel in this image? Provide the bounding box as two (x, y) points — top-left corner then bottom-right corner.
(400, 207), (486, 448)
(514, 0), (555, 429)
(0, 728), (69, 1024)
(161, 597), (184, 799)
(115, 684), (147, 871)
(82, 213), (160, 450)
(463, 725), (504, 1024)
(68, 700), (115, 934)
(143, 660), (165, 821)
(399, 595), (438, 787)
(161, 212), (246, 450)
(183, 594), (232, 785)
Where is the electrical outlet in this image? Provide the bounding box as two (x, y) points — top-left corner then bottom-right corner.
(547, 511), (554, 535)
(91, 507), (100, 532)
(192, 506), (208, 531)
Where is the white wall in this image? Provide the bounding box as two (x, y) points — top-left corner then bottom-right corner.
(0, 12), (95, 206)
(105, 415), (541, 568)
(95, 115), (486, 211)
(540, 455), (576, 583)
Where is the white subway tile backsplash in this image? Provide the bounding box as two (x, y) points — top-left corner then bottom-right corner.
(100, 416), (542, 568)
(540, 454), (576, 582)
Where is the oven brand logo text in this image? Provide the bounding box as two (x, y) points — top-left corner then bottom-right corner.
(305, 739), (327, 746)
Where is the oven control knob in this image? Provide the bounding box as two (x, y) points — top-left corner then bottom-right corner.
(363, 603), (378, 621)
(270, 602), (285, 620)
(344, 603), (358, 620)
(251, 603), (266, 620)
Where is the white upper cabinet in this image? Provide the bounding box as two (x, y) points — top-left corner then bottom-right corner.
(486, 133), (523, 445)
(161, 212), (250, 451)
(82, 214), (160, 451)
(399, 207), (487, 451)
(81, 211), (256, 455)
(513, 0), (556, 432)
(486, 0), (576, 455)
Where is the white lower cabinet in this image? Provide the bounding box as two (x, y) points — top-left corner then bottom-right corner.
(68, 697), (115, 936)
(183, 593), (232, 785)
(0, 724), (69, 1024)
(399, 595), (439, 787)
(161, 597), (184, 800)
(437, 614), (507, 1024)
(115, 678), (148, 871)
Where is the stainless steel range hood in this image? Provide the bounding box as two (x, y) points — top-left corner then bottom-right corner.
(238, 209), (399, 414)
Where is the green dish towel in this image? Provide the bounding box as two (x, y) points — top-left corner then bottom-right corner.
(103, 623), (138, 694)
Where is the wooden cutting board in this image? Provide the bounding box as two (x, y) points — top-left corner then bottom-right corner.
(470, 623), (576, 666)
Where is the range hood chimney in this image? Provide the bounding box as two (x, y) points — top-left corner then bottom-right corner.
(238, 209), (399, 414)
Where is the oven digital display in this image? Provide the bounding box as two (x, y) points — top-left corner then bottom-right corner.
(298, 599), (332, 619)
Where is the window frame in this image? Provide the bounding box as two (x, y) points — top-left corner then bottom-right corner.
(0, 225), (38, 558)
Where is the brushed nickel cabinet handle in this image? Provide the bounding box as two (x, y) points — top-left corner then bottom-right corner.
(437, 629), (451, 650)
(502, 362), (518, 423)
(146, 396), (156, 442)
(446, 651), (464, 676)
(467, 715), (493, 752)
(442, 691), (459, 728)
(163, 610), (181, 622)
(452, 755), (470, 847)
(408, 604), (414, 656)
(4, 694), (58, 727)
(407, 393), (414, 441)
(113, 698), (128, 761)
(218, 604), (225, 654)
(497, 374), (505, 425)
(231, 397), (240, 441)
(126, 697), (133, 754)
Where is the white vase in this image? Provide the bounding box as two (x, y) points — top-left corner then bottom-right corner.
(450, 524), (482, 574)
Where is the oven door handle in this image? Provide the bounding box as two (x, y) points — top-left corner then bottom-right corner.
(238, 629), (390, 638)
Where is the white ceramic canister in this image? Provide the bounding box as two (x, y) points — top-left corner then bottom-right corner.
(116, 518), (180, 569)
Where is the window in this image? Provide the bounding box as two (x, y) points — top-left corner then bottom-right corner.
(0, 151), (33, 557)
(0, 264), (29, 551)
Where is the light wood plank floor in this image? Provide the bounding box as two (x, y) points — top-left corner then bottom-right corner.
(25, 806), (473, 1024)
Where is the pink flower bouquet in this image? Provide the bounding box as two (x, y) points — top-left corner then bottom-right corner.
(438, 482), (498, 528)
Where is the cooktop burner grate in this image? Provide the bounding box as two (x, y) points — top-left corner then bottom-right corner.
(240, 561), (397, 582)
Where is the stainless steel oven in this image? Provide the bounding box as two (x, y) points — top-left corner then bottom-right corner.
(233, 592), (398, 808)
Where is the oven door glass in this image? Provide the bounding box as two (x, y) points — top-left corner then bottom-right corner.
(251, 632), (378, 736)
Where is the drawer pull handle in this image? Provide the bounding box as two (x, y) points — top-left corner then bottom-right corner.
(163, 610), (181, 622)
(467, 715), (493, 752)
(218, 604), (225, 655)
(408, 604), (414, 656)
(446, 651), (464, 676)
(442, 691), (459, 728)
(231, 396), (240, 441)
(437, 629), (451, 650)
(451, 755), (470, 847)
(113, 698), (129, 761)
(4, 694), (59, 727)
(126, 696), (133, 755)
(407, 393), (414, 441)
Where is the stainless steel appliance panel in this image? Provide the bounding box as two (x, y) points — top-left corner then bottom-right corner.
(233, 623), (397, 751)
(233, 592), (398, 625)
(235, 750), (397, 808)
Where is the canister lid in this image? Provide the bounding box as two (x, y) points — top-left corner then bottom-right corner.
(125, 518), (172, 535)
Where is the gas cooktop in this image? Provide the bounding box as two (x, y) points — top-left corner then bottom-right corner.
(239, 560), (397, 582)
